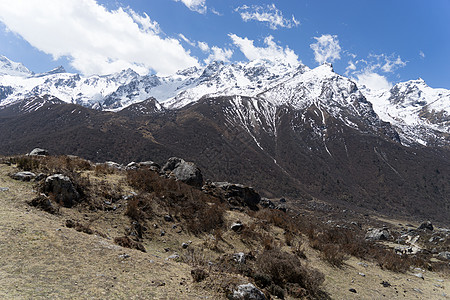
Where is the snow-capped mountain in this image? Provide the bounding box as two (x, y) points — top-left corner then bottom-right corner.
(0, 55), (449, 147)
(362, 79), (449, 146)
(0, 55), (32, 76)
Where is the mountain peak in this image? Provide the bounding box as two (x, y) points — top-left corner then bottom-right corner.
(0, 55), (32, 76)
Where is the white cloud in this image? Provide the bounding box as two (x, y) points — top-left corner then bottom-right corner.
(0, 0), (199, 76)
(310, 34), (341, 65)
(355, 71), (392, 91)
(229, 34), (299, 66)
(204, 47), (233, 64)
(173, 0), (206, 14)
(197, 41), (210, 53)
(379, 55), (406, 72)
(346, 61), (356, 72)
(235, 4), (299, 30)
(419, 50), (425, 59)
(178, 33), (196, 47)
(197, 41), (232, 64)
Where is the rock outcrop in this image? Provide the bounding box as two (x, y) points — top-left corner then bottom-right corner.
(161, 157), (203, 187)
(44, 174), (80, 207)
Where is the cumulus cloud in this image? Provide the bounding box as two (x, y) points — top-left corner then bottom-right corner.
(0, 0), (198, 76)
(355, 71), (392, 91)
(235, 4), (299, 30)
(229, 34), (299, 66)
(197, 41), (232, 64)
(173, 0), (206, 14)
(310, 34), (341, 65)
(419, 50), (425, 59)
(347, 53), (407, 91)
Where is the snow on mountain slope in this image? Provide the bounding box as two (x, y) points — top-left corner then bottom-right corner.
(0, 55), (32, 76)
(0, 54), (449, 147)
(362, 79), (450, 146)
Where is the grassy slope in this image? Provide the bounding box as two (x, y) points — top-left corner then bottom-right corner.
(0, 163), (448, 299)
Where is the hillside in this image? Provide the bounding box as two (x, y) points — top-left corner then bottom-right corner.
(0, 154), (449, 299)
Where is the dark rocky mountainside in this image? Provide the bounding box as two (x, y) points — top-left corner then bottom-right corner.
(1, 95), (449, 224)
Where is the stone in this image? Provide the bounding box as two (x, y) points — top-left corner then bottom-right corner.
(418, 221), (433, 231)
(260, 198), (275, 209)
(414, 273), (424, 280)
(231, 222), (244, 232)
(232, 283), (266, 300)
(161, 157), (203, 187)
(0, 187), (9, 192)
(28, 148), (49, 156)
(11, 171), (36, 181)
(182, 242), (189, 249)
(166, 253), (180, 261)
(233, 252), (246, 264)
(164, 214), (174, 222)
(381, 281), (391, 287)
(279, 197), (286, 203)
(365, 228), (391, 241)
(44, 174), (80, 207)
(212, 182), (261, 210)
(349, 288), (357, 293)
(438, 251), (450, 260)
(105, 161), (122, 169)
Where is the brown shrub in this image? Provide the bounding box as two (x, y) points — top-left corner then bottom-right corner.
(320, 244), (348, 268)
(28, 195), (58, 214)
(191, 268), (208, 282)
(65, 219), (93, 234)
(127, 169), (225, 234)
(114, 236), (146, 252)
(255, 248), (326, 299)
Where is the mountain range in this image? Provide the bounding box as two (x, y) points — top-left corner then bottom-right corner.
(0, 55), (449, 224)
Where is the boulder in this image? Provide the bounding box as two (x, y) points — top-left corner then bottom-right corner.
(231, 222), (244, 232)
(28, 148), (49, 156)
(11, 171), (36, 181)
(260, 198), (275, 209)
(44, 174), (80, 207)
(365, 228), (391, 241)
(138, 161), (161, 171)
(438, 251), (450, 260)
(161, 157), (203, 187)
(418, 221), (433, 231)
(232, 283), (266, 300)
(105, 161), (123, 170)
(212, 182), (261, 210)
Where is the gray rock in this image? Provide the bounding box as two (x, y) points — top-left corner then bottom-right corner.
(212, 182), (261, 210)
(260, 198), (275, 209)
(231, 222), (244, 232)
(182, 242), (189, 249)
(233, 252), (246, 264)
(29, 148), (49, 156)
(414, 273), (424, 280)
(11, 171), (36, 181)
(365, 228), (391, 241)
(418, 221), (433, 231)
(162, 157), (203, 187)
(44, 174), (80, 207)
(438, 251), (450, 260)
(166, 253), (180, 261)
(0, 187), (9, 192)
(105, 161), (122, 169)
(233, 283), (266, 300)
(164, 214), (174, 222)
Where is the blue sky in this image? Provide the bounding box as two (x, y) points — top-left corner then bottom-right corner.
(0, 0), (449, 90)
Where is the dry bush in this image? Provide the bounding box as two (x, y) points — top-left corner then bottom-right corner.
(191, 268), (208, 282)
(127, 169), (225, 234)
(114, 236), (146, 252)
(10, 155), (40, 171)
(125, 194), (153, 221)
(94, 163), (116, 176)
(65, 219), (93, 235)
(320, 244), (348, 268)
(255, 248), (327, 299)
